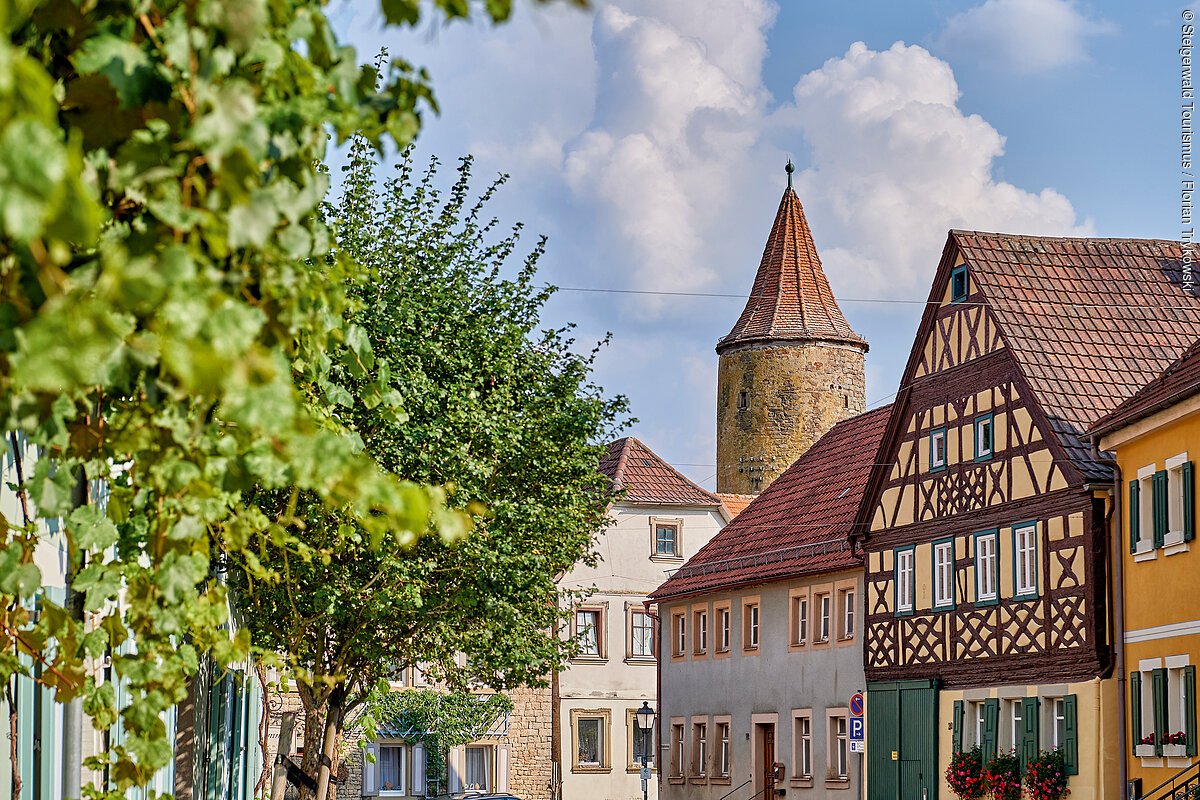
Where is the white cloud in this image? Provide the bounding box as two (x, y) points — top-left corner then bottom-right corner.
(784, 41), (1091, 299)
(937, 0), (1115, 73)
(561, 1), (775, 305)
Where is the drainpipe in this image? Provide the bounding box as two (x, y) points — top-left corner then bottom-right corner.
(1095, 436), (1127, 796)
(646, 600), (661, 800)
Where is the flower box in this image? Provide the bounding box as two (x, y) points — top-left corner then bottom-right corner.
(1135, 744), (1156, 758)
(1163, 744), (1188, 758)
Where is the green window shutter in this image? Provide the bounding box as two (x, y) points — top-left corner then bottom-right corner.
(1063, 695), (1078, 775)
(1021, 697), (1040, 770)
(1185, 462), (1196, 542)
(983, 698), (999, 760)
(1186, 665), (1197, 757)
(1153, 668), (1168, 756)
(953, 700), (964, 753)
(1154, 471), (1168, 548)
(1130, 480), (1140, 553)
(1131, 672), (1143, 753)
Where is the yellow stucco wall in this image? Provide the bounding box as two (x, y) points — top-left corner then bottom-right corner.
(1107, 404), (1200, 789)
(938, 678), (1120, 800)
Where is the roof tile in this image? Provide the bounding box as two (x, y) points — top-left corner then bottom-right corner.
(600, 438), (721, 507)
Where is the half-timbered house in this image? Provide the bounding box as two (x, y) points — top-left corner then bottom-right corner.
(851, 232), (1200, 800)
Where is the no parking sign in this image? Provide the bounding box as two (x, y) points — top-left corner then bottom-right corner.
(849, 692), (865, 753)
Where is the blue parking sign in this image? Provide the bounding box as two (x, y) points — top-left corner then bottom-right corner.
(849, 716), (865, 752)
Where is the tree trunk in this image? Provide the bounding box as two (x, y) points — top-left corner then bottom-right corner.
(314, 685), (346, 800)
(7, 677), (20, 800)
(297, 682), (348, 800)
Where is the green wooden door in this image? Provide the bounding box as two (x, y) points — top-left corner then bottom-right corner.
(868, 680), (938, 800)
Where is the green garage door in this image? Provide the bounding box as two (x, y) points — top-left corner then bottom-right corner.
(867, 680), (938, 800)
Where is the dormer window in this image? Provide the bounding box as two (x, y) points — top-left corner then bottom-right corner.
(950, 264), (969, 303)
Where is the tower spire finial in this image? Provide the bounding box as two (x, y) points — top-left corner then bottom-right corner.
(785, 157), (794, 188)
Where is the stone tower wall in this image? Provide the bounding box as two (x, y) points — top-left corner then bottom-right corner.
(716, 341), (866, 494)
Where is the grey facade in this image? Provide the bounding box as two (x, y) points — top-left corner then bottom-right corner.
(657, 571), (865, 800)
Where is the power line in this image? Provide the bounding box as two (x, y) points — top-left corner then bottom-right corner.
(554, 285), (1200, 312)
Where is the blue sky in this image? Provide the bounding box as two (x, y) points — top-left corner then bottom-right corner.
(334, 0), (1186, 489)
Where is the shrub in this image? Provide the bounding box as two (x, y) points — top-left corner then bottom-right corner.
(984, 750), (1022, 800)
(946, 746), (987, 799)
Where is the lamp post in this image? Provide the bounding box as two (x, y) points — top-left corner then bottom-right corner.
(634, 702), (656, 800)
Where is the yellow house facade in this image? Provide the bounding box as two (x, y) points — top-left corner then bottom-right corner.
(1094, 341), (1200, 798)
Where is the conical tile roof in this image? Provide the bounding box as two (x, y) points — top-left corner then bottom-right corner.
(717, 178), (866, 353)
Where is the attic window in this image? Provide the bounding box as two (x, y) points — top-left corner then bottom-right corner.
(737, 391), (749, 411)
(950, 264), (969, 303)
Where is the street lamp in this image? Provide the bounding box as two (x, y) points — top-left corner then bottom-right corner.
(634, 702), (656, 800)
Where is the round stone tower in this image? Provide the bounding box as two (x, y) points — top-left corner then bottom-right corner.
(715, 163), (868, 495)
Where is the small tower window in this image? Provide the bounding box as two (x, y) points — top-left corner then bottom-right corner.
(844, 395), (850, 409)
(950, 264), (969, 303)
(737, 391), (749, 411)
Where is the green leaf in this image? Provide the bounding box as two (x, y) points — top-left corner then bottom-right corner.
(70, 505), (119, 551)
(74, 35), (162, 109)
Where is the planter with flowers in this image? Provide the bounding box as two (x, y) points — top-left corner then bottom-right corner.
(946, 746), (986, 800)
(984, 750), (1022, 800)
(1025, 748), (1071, 800)
(1135, 733), (1157, 758)
(1163, 731), (1189, 758)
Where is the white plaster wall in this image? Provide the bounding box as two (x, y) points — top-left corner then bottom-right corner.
(558, 502), (727, 800)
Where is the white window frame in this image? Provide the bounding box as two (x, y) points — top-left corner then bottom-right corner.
(973, 701), (986, 748)
(630, 609), (655, 659)
(976, 415), (994, 459)
(818, 594), (831, 642)
(1014, 524), (1037, 598)
(692, 721), (708, 777)
(1167, 453), (1190, 545)
(717, 606), (731, 652)
(672, 612), (686, 658)
(716, 721), (730, 777)
(795, 596), (808, 645)
(464, 744), (493, 792)
(378, 742), (408, 796)
(575, 608), (603, 658)
(931, 428), (947, 470)
(654, 520), (682, 558)
(1008, 700), (1023, 751)
(841, 589), (855, 640)
(798, 715), (812, 778)
(694, 609), (708, 655)
(828, 711), (849, 780)
(976, 533), (998, 603)
(896, 548), (915, 613)
(934, 540), (954, 608)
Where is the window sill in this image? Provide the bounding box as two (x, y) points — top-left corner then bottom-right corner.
(1134, 548), (1159, 563)
(625, 656), (657, 665)
(974, 598), (999, 608)
(825, 777), (851, 790)
(1013, 592), (1039, 602)
(572, 765), (612, 774)
(1166, 541), (1191, 557)
(1135, 744), (1156, 758)
(711, 775), (732, 785)
(1163, 744), (1188, 758)
(650, 554), (685, 563)
(668, 776), (685, 785)
(571, 655), (608, 664)
(626, 765), (658, 774)
(688, 775), (709, 785)
(791, 776), (814, 788)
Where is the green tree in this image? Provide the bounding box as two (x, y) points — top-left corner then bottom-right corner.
(236, 142), (628, 798)
(0, 1), (580, 797)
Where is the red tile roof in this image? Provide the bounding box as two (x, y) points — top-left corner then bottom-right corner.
(955, 232), (1200, 480)
(651, 405), (891, 600)
(600, 437), (722, 506)
(1091, 337), (1200, 436)
(717, 493), (755, 519)
(717, 183), (867, 353)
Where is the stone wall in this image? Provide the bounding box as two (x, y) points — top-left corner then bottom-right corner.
(716, 341), (866, 495)
(507, 685), (554, 800)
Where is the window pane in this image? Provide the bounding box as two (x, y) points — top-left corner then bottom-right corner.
(466, 745), (491, 790)
(578, 719), (602, 765)
(656, 526), (677, 555)
(380, 745), (403, 792)
(577, 610), (599, 656)
(632, 612), (654, 657)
